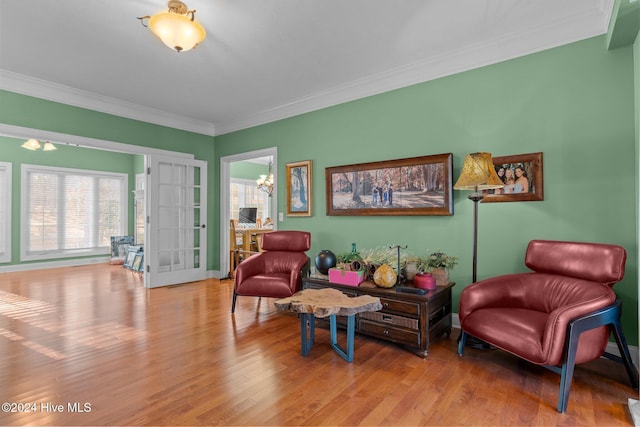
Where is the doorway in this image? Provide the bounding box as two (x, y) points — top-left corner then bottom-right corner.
(220, 147), (277, 278)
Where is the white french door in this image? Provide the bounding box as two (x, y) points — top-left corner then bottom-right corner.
(145, 155), (207, 288)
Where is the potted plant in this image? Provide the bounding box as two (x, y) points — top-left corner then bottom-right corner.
(401, 254), (421, 281)
(418, 251), (458, 285)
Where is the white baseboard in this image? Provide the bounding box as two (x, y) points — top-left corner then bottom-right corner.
(0, 257), (110, 273)
(451, 313), (639, 367)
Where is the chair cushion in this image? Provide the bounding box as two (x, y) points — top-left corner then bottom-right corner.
(459, 272), (616, 366)
(525, 240), (626, 287)
(261, 231), (311, 252)
(235, 273), (295, 298)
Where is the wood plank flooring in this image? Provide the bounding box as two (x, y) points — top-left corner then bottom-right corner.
(0, 264), (636, 426)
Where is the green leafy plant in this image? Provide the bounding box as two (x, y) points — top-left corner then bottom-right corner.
(419, 251), (458, 272)
(336, 251), (363, 265)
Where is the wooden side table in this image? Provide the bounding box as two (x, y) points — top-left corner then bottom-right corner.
(302, 276), (454, 357)
(275, 288), (382, 362)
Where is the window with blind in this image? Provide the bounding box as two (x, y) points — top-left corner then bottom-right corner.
(21, 164), (127, 261)
(230, 178), (270, 222)
(0, 162), (12, 263)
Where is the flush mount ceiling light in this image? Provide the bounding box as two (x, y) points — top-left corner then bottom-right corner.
(138, 1), (206, 52)
(22, 139), (57, 151)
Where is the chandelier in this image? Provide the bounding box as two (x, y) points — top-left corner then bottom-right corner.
(256, 162), (274, 197)
(22, 139), (57, 151)
(138, 1), (206, 52)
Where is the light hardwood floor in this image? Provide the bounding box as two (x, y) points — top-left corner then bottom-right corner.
(0, 264), (636, 426)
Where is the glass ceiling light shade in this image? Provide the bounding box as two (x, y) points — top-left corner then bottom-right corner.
(138, 1), (206, 52)
(256, 162), (274, 197)
(22, 138), (42, 151)
(454, 152), (504, 191)
(22, 139), (57, 151)
(42, 142), (57, 151)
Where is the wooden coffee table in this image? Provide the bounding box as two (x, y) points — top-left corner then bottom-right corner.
(275, 288), (382, 362)
(302, 276), (454, 357)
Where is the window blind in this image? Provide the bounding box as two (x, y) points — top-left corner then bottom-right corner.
(22, 165), (127, 260)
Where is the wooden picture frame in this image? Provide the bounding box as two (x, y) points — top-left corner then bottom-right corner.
(123, 248), (138, 269)
(110, 235), (134, 259)
(286, 160), (312, 217)
(482, 152), (544, 203)
(325, 153), (453, 216)
(132, 253), (143, 272)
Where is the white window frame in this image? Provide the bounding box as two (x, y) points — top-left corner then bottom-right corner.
(20, 164), (128, 261)
(230, 177), (270, 221)
(0, 162), (12, 263)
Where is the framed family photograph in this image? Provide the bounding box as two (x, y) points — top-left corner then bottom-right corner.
(286, 160), (312, 216)
(482, 152), (544, 203)
(325, 153), (453, 216)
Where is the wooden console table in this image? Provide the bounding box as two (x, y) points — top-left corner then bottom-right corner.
(302, 276), (454, 357)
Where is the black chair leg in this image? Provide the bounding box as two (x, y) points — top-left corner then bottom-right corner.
(608, 312), (639, 389)
(231, 291), (237, 313)
(555, 299), (635, 413)
(457, 330), (467, 356)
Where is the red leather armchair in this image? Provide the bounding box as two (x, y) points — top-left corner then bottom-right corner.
(458, 239), (638, 412)
(231, 230), (311, 313)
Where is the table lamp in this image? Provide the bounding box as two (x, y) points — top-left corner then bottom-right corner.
(453, 152), (504, 283)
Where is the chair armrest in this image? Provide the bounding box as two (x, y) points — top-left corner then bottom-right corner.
(458, 274), (530, 321)
(541, 287), (616, 364)
(234, 253), (265, 284)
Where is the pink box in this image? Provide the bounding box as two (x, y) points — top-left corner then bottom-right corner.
(328, 268), (365, 286)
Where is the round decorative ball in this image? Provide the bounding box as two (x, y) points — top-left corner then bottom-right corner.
(314, 250), (337, 275)
(373, 264), (397, 288)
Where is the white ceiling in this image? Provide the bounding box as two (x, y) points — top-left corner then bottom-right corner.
(0, 0), (614, 136)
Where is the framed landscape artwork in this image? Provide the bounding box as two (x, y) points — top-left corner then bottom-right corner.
(482, 152), (544, 203)
(286, 160), (312, 216)
(325, 153), (453, 216)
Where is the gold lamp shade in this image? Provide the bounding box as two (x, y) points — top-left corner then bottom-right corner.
(454, 152), (504, 191)
(141, 1), (206, 52)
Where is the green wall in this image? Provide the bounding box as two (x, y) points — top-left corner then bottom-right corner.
(0, 91), (216, 269)
(230, 160), (270, 181)
(216, 35), (639, 344)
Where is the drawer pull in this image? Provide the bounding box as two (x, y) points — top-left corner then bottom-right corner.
(383, 329), (390, 335)
(383, 302), (389, 308)
(382, 315), (393, 322)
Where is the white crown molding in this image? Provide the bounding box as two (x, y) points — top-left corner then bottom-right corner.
(0, 0), (614, 137)
(215, 2), (614, 135)
(0, 70), (216, 136)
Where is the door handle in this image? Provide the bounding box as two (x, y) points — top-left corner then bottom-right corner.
(201, 224), (206, 229)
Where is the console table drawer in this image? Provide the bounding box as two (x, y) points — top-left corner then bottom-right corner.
(359, 311), (418, 330)
(359, 320), (419, 347)
(378, 298), (419, 316)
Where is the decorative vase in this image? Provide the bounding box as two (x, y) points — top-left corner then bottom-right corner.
(431, 268), (449, 286)
(405, 262), (418, 281)
(314, 250), (336, 275)
(373, 264), (397, 288)
(414, 273), (436, 290)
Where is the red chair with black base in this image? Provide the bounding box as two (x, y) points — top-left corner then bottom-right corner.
(231, 230), (311, 313)
(458, 239), (638, 413)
